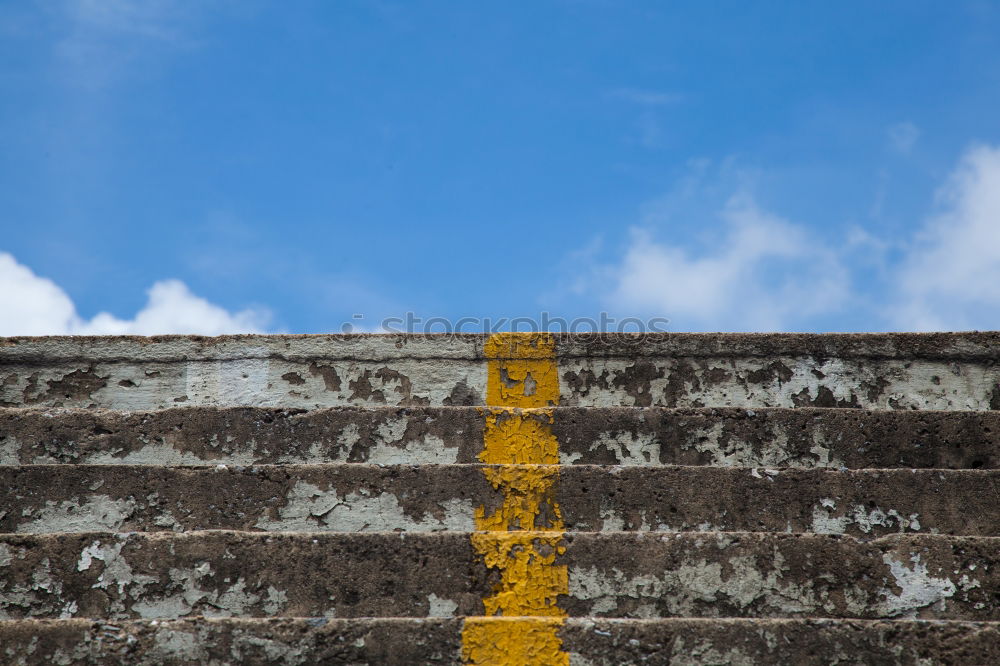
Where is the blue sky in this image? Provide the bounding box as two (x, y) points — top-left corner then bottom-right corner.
(2, 1), (1000, 334)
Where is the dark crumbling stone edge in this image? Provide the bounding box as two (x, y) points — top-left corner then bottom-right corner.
(1, 331), (1000, 362)
(4, 405), (1000, 469)
(1, 617), (998, 665)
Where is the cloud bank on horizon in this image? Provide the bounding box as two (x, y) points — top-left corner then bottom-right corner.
(586, 143), (1000, 333)
(0, 253), (267, 336)
(2, 143), (998, 336)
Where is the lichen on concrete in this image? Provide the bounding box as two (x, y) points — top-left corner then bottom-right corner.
(254, 480), (473, 532)
(877, 553), (958, 617)
(16, 496), (138, 533)
(811, 500), (922, 535)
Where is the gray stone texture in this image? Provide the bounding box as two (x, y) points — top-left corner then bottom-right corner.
(2, 332), (1000, 664)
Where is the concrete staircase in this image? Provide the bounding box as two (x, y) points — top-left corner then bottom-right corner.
(1, 332), (999, 664)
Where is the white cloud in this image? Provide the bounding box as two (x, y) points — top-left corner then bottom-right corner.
(891, 144), (1000, 331)
(604, 195), (848, 332)
(0, 253), (78, 336)
(0, 252), (269, 336)
(582, 143), (1000, 333)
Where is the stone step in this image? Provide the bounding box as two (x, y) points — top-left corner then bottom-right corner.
(4, 406), (998, 469)
(3, 465), (997, 537)
(3, 333), (999, 410)
(2, 532), (994, 621)
(1, 617), (998, 665)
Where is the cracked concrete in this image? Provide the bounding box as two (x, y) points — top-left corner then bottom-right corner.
(4, 332), (1000, 663)
(4, 465), (995, 536)
(2, 617), (999, 665)
(3, 333), (1000, 410)
(5, 405), (1000, 468)
(2, 533), (997, 621)
(252, 481), (474, 532)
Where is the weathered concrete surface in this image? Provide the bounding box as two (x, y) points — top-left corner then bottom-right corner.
(3, 333), (999, 410)
(1, 533), (996, 621)
(4, 332), (1000, 663)
(0, 357), (484, 410)
(550, 406), (1000, 469)
(0, 618), (463, 665)
(3, 465), (998, 537)
(556, 467), (1000, 536)
(559, 618), (1000, 666)
(2, 618), (998, 665)
(564, 533), (997, 620)
(0, 406), (481, 466)
(0, 532), (486, 620)
(5, 406), (1000, 469)
(0, 465), (485, 534)
(4, 332), (1000, 362)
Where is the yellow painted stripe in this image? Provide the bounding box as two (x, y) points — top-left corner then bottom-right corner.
(481, 409), (560, 465)
(462, 333), (569, 665)
(484, 332), (560, 408)
(469, 531), (567, 618)
(462, 618), (568, 665)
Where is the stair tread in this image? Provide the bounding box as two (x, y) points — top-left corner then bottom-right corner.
(4, 332), (1000, 659)
(4, 405), (998, 469)
(3, 464), (997, 537)
(4, 332), (1000, 410)
(2, 531), (996, 621)
(2, 617), (1000, 666)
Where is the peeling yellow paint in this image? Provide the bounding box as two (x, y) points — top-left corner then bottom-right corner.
(462, 618), (569, 666)
(481, 409), (559, 465)
(463, 333), (569, 664)
(483, 332), (556, 359)
(476, 465), (562, 532)
(471, 531), (568, 616)
(485, 333), (559, 408)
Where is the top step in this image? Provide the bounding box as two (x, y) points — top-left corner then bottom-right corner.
(1, 333), (999, 411)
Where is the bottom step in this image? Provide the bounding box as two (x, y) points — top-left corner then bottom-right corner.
(3, 532), (997, 621)
(2, 618), (997, 665)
